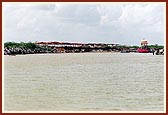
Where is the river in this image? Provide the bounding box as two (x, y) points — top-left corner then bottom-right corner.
(3, 53), (165, 112)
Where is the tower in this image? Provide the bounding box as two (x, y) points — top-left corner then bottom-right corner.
(141, 39), (148, 49)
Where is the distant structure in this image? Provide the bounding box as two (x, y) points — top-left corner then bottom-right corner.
(137, 39), (149, 53)
(35, 41), (119, 48)
(141, 39), (148, 49)
(34, 41), (120, 53)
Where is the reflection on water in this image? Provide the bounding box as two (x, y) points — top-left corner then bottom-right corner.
(4, 53), (164, 111)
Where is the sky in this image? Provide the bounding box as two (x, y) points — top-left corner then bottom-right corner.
(3, 3), (165, 46)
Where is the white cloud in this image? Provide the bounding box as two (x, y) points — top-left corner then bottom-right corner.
(54, 4), (101, 26)
(3, 3), (165, 45)
(98, 4), (123, 26)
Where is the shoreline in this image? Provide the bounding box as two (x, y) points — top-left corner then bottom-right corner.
(4, 52), (159, 57)
(4, 51), (121, 56)
(4, 42), (164, 56)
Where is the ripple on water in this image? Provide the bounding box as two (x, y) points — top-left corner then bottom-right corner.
(4, 53), (164, 111)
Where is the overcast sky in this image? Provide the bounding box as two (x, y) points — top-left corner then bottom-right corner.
(3, 3), (165, 45)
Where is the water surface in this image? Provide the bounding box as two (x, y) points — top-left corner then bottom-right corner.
(4, 53), (164, 111)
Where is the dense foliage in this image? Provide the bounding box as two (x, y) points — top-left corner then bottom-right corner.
(147, 45), (164, 49)
(4, 42), (40, 49)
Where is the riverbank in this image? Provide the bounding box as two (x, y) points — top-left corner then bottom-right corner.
(4, 42), (164, 55)
(3, 47), (120, 56)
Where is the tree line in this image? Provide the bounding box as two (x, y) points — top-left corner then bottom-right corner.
(4, 42), (164, 49)
(4, 42), (40, 49)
